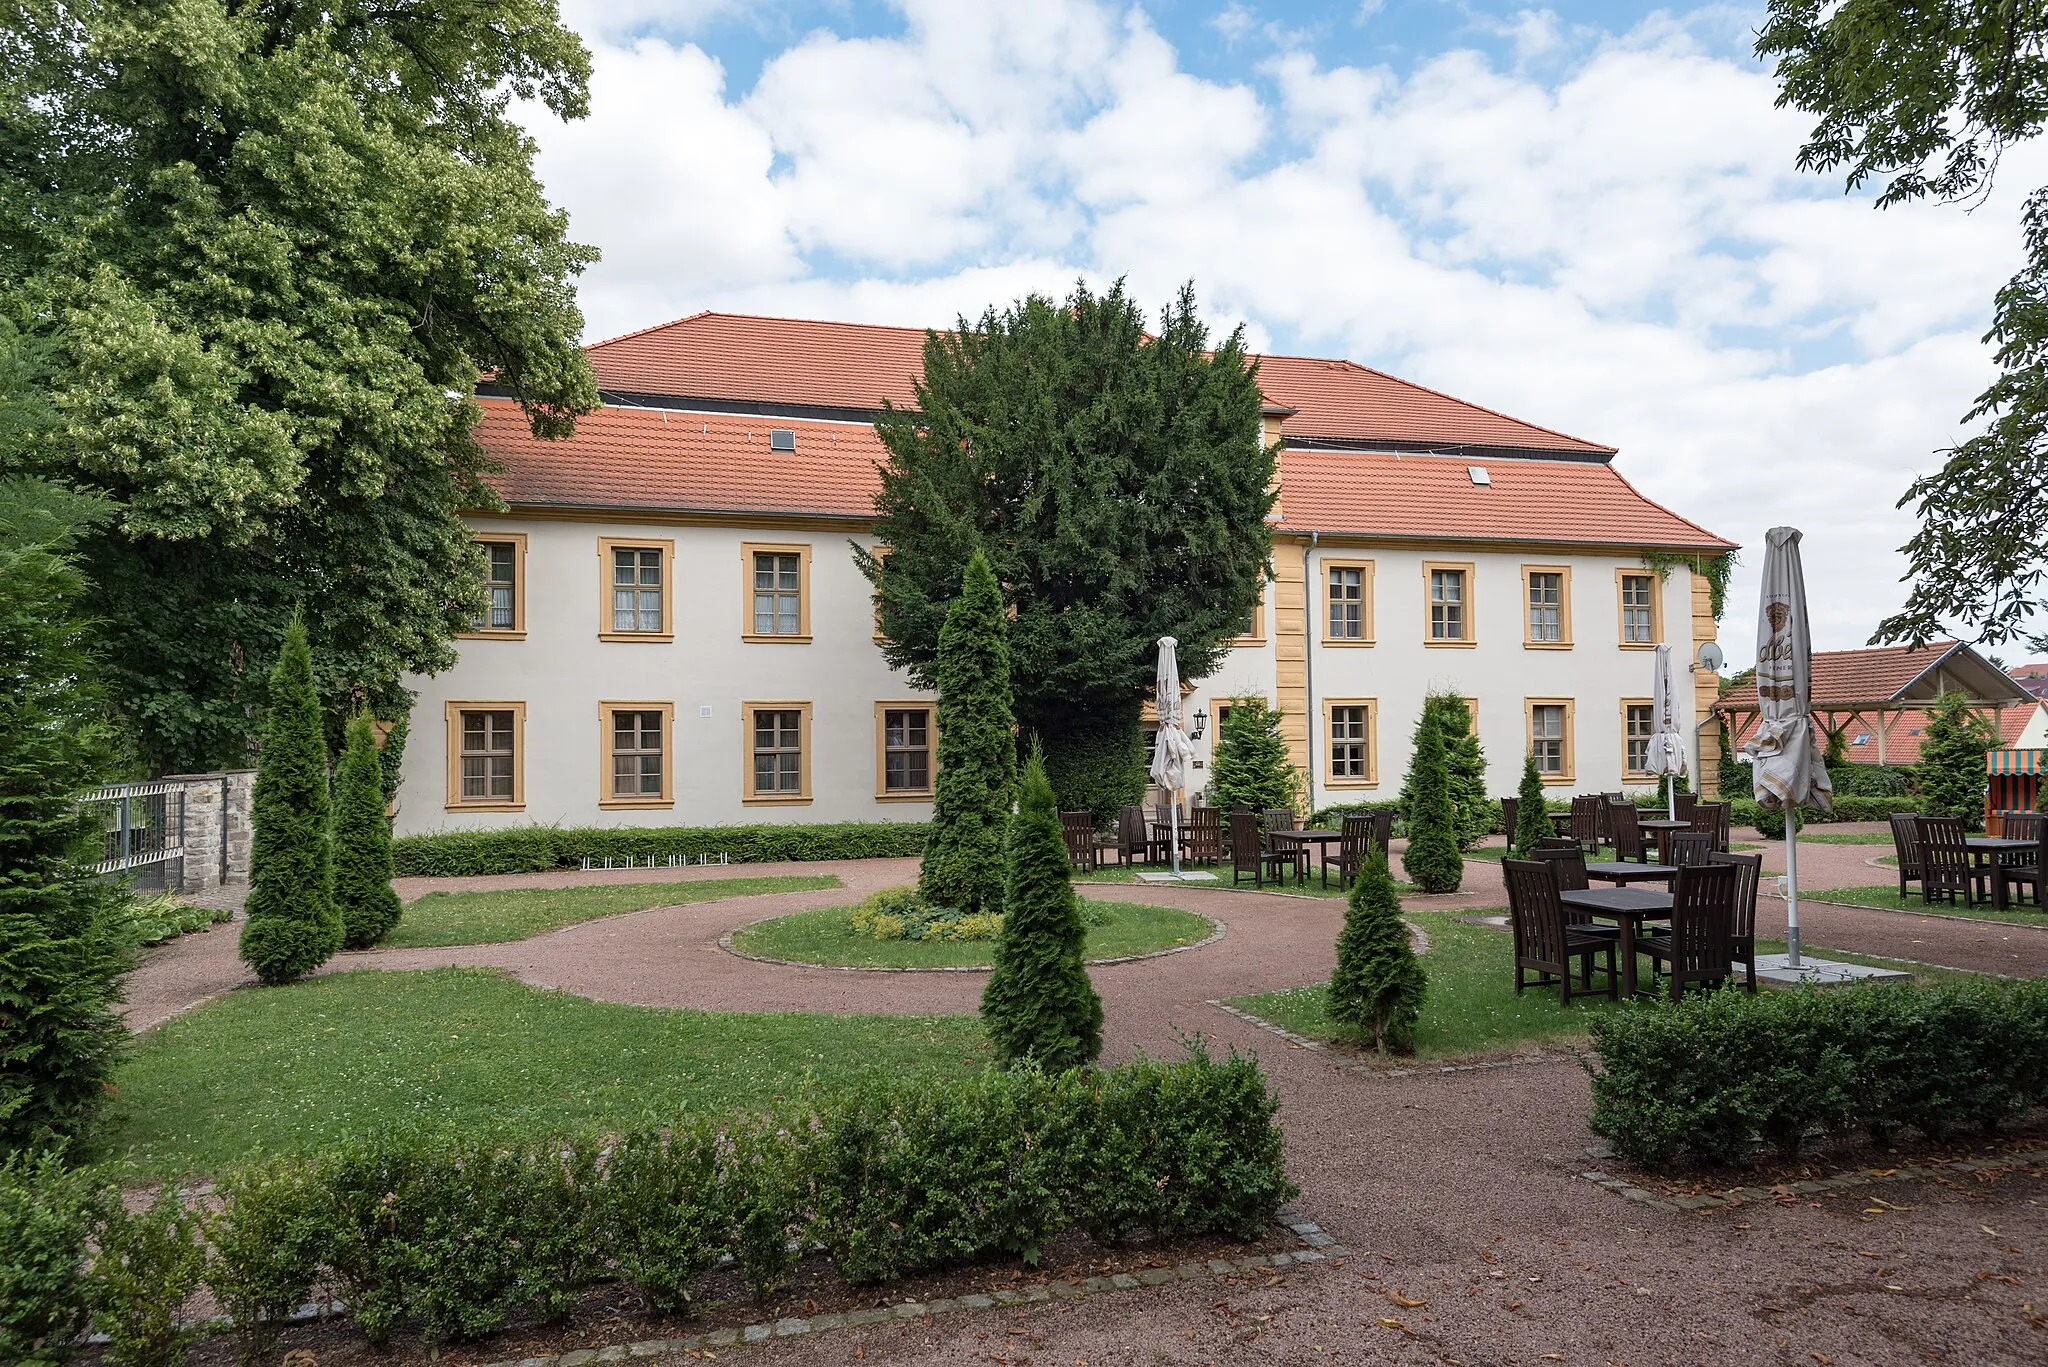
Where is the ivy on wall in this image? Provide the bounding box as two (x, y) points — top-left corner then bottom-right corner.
(1640, 551), (1738, 622)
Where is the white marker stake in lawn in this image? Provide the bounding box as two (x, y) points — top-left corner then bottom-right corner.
(1645, 643), (1688, 821)
(1743, 527), (1833, 969)
(1144, 636), (1208, 883)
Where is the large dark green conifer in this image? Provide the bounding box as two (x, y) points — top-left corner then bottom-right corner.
(1917, 691), (1995, 830)
(1327, 850), (1426, 1053)
(1400, 710), (1463, 894)
(1400, 692), (1486, 849)
(980, 747), (1103, 1070)
(1208, 696), (1297, 812)
(238, 616), (340, 983)
(1510, 752), (1552, 857)
(920, 552), (1017, 913)
(333, 712), (401, 949)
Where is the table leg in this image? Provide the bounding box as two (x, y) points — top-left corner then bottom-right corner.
(1620, 916), (1639, 999)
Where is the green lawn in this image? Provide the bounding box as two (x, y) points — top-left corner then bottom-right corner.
(1799, 884), (2048, 926)
(729, 899), (1212, 968)
(387, 875), (840, 948)
(105, 967), (986, 1179)
(1784, 831), (1896, 845)
(1227, 911), (1971, 1058)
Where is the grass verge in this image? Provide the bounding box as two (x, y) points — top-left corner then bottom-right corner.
(1797, 885), (2048, 926)
(105, 967), (985, 1179)
(729, 899), (1213, 969)
(1782, 831), (1896, 845)
(1226, 911), (1974, 1059)
(386, 875), (840, 948)
(1076, 865), (1415, 898)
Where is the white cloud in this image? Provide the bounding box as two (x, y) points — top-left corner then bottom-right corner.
(524, 1), (2032, 662)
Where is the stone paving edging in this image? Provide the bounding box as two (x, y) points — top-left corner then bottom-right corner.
(717, 913), (1225, 974)
(1206, 998), (1576, 1081)
(1576, 1142), (2048, 1214)
(473, 1208), (1347, 1367)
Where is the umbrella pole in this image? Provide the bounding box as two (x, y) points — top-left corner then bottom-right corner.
(1667, 775), (1676, 823)
(1785, 815), (1802, 970)
(1170, 795), (1182, 878)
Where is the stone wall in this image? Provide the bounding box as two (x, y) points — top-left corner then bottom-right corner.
(166, 770), (256, 894)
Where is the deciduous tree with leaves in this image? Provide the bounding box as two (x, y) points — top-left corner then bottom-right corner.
(0, 1), (599, 770)
(859, 281), (1274, 820)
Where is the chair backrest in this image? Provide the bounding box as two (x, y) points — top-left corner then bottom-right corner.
(1889, 813), (1925, 875)
(1118, 805), (1147, 854)
(1666, 832), (1714, 868)
(1674, 792), (1698, 821)
(1500, 796), (1520, 840)
(1263, 808), (1299, 834)
(1154, 802), (1183, 826)
(1666, 861), (1738, 993)
(1190, 806), (1224, 860)
(2005, 811), (2044, 845)
(1918, 815), (1971, 878)
(1609, 802), (1644, 860)
(1536, 835), (1581, 852)
(1228, 811), (1264, 869)
(1529, 844), (1590, 892)
(1341, 813), (1377, 865)
(1503, 858), (1574, 971)
(1570, 794), (1601, 846)
(1599, 791), (1626, 842)
(1059, 812), (1095, 863)
(1372, 810), (1394, 852)
(1706, 851), (1762, 941)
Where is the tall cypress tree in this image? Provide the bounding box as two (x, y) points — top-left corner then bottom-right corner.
(332, 712), (401, 949)
(1401, 710), (1464, 894)
(239, 615), (340, 984)
(1208, 696), (1296, 812)
(1918, 691), (1995, 830)
(981, 746), (1103, 1070)
(920, 552), (1017, 914)
(1511, 751), (1552, 857)
(1400, 693), (1486, 849)
(1327, 850), (1426, 1053)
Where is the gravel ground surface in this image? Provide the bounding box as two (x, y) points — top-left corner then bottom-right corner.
(121, 835), (2048, 1363)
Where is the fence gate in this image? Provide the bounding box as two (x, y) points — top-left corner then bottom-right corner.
(80, 781), (186, 890)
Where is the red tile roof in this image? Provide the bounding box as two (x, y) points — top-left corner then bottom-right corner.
(474, 310), (1725, 547)
(1277, 448), (1729, 550)
(1732, 701), (2043, 766)
(476, 403), (885, 519)
(1803, 643), (1966, 707)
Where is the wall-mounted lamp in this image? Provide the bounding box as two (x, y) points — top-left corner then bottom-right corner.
(1189, 708), (1208, 742)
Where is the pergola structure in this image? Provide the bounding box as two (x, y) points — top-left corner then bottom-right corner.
(1714, 642), (2031, 766)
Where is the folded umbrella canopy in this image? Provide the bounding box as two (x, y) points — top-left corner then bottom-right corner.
(1644, 642), (1689, 819)
(1742, 526), (1834, 967)
(1149, 637), (1195, 876)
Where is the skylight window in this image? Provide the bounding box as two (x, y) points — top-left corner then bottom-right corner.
(1468, 465), (1491, 486)
(770, 429), (796, 453)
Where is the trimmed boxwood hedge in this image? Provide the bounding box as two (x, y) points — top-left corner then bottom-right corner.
(1587, 979), (2048, 1170)
(391, 822), (930, 877)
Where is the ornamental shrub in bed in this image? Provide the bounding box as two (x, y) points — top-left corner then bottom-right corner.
(1587, 978), (2048, 1169)
(0, 1150), (104, 1367)
(391, 820), (929, 876)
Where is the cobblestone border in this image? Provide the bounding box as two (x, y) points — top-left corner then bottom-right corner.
(717, 912), (1224, 974)
(1205, 999), (1576, 1079)
(1576, 1142), (2048, 1214)
(472, 1209), (1347, 1366)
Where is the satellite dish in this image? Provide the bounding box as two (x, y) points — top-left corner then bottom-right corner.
(1697, 641), (1726, 673)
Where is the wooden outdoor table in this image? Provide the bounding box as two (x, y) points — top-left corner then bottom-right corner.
(1559, 886), (1673, 999)
(1268, 828), (1343, 886)
(1585, 862), (1678, 886)
(1966, 837), (2035, 900)
(1637, 817), (1690, 864)
(1549, 811), (1576, 837)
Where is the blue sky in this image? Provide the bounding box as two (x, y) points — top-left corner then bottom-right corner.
(534, 1), (2038, 661)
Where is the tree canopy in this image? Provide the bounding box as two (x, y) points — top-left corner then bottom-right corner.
(0, 0), (598, 769)
(1757, 2), (2048, 647)
(860, 280), (1274, 788)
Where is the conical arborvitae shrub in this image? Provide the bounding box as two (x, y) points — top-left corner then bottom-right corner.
(238, 615), (340, 983)
(1511, 752), (1551, 857)
(980, 746), (1103, 1070)
(920, 552), (1017, 914)
(1400, 710), (1463, 894)
(1327, 850), (1426, 1052)
(1208, 695), (1298, 813)
(333, 712), (402, 949)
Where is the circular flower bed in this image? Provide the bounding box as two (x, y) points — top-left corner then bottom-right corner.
(728, 891), (1216, 970)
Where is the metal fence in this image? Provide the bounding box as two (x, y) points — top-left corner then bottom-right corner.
(80, 780), (186, 889)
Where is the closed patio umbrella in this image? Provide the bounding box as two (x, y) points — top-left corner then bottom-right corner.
(1645, 642), (1688, 820)
(1149, 637), (1195, 877)
(1742, 526), (1834, 968)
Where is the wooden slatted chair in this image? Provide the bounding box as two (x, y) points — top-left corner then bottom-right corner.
(1888, 813), (1926, 901)
(1230, 811), (1292, 889)
(1688, 801), (1730, 853)
(1638, 861), (1738, 1002)
(1113, 805), (1162, 866)
(1060, 811), (1099, 871)
(1608, 801), (1648, 864)
(1332, 812), (1380, 889)
(1917, 815), (1976, 907)
(1504, 858), (1618, 1004)
(1500, 796), (1519, 844)
(1263, 808), (1306, 880)
(1371, 810), (1394, 858)
(1666, 832), (1715, 868)
(1530, 846), (1619, 940)
(1994, 812), (2047, 909)
(1187, 806), (1224, 866)
(1707, 851), (1762, 991)
(1674, 792), (1698, 822)
(1571, 795), (1602, 856)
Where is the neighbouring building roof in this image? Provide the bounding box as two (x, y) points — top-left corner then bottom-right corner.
(475, 310), (1730, 549)
(1833, 701), (2045, 766)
